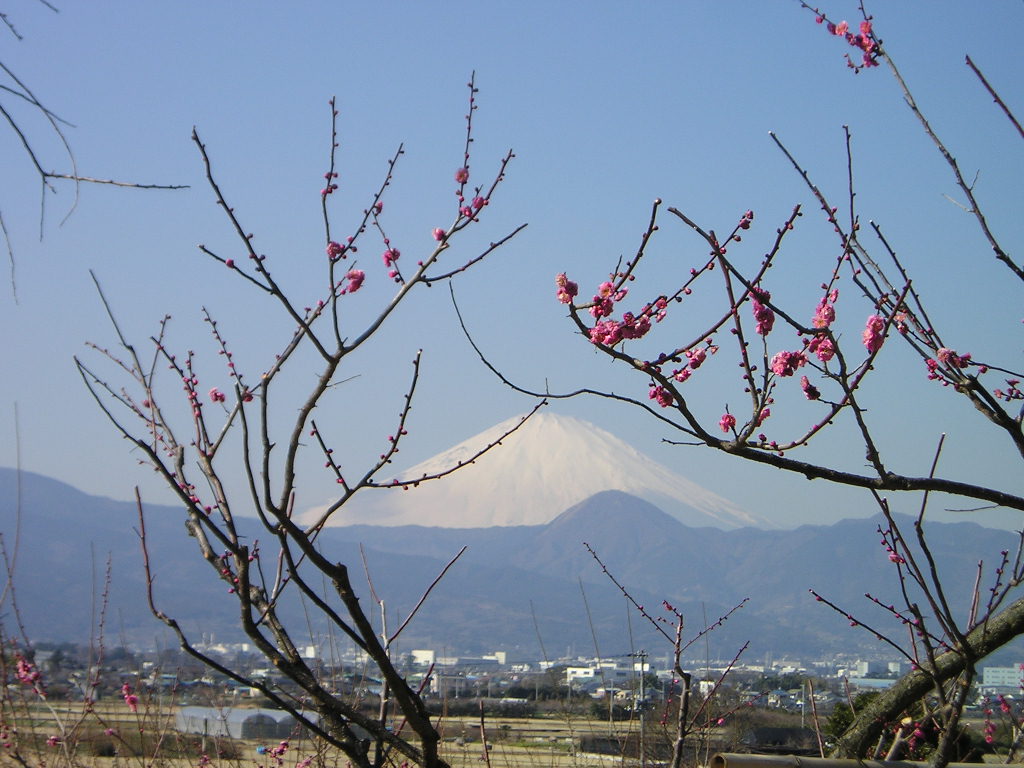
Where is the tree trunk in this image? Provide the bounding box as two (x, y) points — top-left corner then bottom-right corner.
(831, 595), (1024, 758)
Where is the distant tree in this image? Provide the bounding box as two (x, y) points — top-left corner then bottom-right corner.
(80, 76), (528, 768)
(465, 5), (1023, 768)
(825, 691), (878, 742)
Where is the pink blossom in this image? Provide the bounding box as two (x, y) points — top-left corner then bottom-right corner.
(471, 196), (486, 210)
(812, 298), (835, 328)
(589, 320), (623, 346)
(345, 269), (365, 293)
(209, 387), (226, 403)
(619, 312), (651, 340)
(555, 273), (578, 304)
(862, 314), (886, 353)
(751, 289), (774, 336)
(15, 656), (42, 692)
(121, 683), (139, 713)
(432, 228), (445, 241)
(326, 241), (346, 260)
(800, 375), (820, 401)
(719, 413), (736, 433)
(686, 347), (707, 369)
(936, 347), (970, 368)
(807, 335), (835, 363)
(454, 167), (469, 184)
(754, 408), (770, 426)
(672, 368), (691, 383)
(589, 296), (614, 319)
(46, 736), (61, 748)
(649, 385), (674, 408)
(770, 350), (807, 377)
(834, 20), (849, 36)
(382, 248), (400, 267)
(652, 297), (668, 322)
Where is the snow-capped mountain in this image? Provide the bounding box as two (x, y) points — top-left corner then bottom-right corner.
(303, 411), (765, 528)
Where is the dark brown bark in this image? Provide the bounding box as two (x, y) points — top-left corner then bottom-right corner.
(831, 595), (1024, 758)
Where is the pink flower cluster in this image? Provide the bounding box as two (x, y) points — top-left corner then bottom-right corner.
(342, 269), (365, 294)
(936, 347), (971, 369)
(813, 289), (838, 328)
(589, 313), (652, 346)
(751, 289), (774, 336)
(589, 280), (627, 320)
(326, 241), (347, 261)
(770, 350), (807, 378)
(807, 335), (835, 363)
(570, 275), (671, 348)
(862, 314), (885, 353)
(669, 341), (716, 383)
(209, 387), (226, 403)
(649, 385), (674, 408)
(121, 682), (139, 713)
(555, 273), (578, 304)
(264, 740), (290, 766)
(15, 655), (43, 694)
(817, 16), (879, 69)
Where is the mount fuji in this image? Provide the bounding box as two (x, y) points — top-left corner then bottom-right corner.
(304, 411), (765, 529)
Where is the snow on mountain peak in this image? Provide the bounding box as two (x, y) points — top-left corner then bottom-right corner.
(303, 411), (765, 529)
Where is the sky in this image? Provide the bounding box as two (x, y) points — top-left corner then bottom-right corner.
(1, 1), (1021, 531)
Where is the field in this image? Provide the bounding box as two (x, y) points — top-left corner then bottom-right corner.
(0, 700), (722, 768)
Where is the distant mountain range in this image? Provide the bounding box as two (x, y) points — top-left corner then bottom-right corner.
(2, 467), (1022, 668)
(301, 412), (765, 528)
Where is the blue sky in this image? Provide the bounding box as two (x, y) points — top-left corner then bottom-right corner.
(1, 2), (1021, 529)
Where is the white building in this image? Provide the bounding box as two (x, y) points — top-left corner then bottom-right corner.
(983, 665), (1024, 689)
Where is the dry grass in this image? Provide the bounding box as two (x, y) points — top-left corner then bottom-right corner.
(0, 702), (678, 768)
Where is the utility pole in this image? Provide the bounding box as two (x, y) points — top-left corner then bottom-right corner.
(634, 650), (648, 768)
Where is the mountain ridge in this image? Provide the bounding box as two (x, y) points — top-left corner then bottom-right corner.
(2, 468), (1021, 665)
